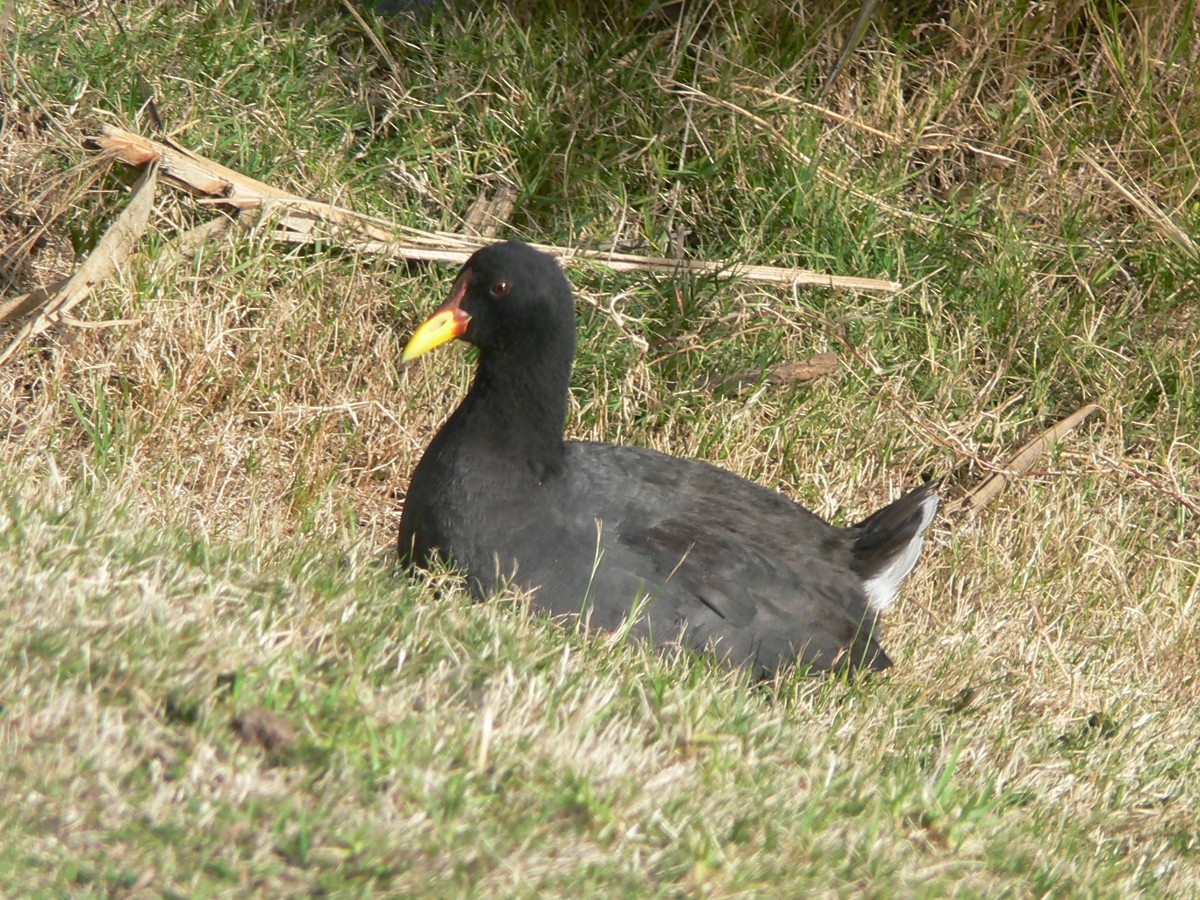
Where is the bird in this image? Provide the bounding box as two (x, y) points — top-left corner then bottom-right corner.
(398, 240), (939, 676)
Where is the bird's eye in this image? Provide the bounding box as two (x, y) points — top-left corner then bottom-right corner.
(492, 280), (512, 297)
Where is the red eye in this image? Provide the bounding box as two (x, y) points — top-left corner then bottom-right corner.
(492, 280), (512, 297)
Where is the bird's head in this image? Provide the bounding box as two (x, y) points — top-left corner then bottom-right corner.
(402, 241), (576, 363)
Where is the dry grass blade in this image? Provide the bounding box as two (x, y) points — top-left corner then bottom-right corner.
(1081, 152), (1198, 258)
(714, 77), (1020, 166)
(664, 78), (948, 233)
(338, 0), (401, 81)
(90, 125), (899, 292)
(947, 403), (1103, 517)
(0, 160), (158, 367)
(815, 0), (882, 103)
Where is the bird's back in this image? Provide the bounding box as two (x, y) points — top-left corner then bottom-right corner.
(405, 437), (892, 675)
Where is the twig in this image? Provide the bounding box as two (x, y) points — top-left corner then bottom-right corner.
(338, 0), (402, 81)
(945, 404), (1104, 517)
(1094, 452), (1200, 517)
(89, 124), (900, 293)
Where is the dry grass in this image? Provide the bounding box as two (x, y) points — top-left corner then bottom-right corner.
(2, 0), (1199, 893)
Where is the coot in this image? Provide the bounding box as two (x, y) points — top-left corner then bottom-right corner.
(399, 241), (938, 675)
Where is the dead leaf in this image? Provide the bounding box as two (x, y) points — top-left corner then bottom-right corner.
(231, 707), (299, 755)
(699, 352), (839, 393)
(461, 184), (519, 238)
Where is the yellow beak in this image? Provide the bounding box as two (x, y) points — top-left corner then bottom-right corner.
(401, 270), (472, 363)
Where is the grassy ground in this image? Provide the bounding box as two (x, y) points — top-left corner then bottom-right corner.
(3, 0), (1199, 894)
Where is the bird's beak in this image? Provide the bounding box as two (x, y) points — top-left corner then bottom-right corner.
(401, 269), (472, 363)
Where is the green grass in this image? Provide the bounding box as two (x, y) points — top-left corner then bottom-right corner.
(6, 481), (1188, 895)
(3, 0), (1200, 894)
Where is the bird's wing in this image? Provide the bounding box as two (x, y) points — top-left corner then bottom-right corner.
(566, 443), (890, 674)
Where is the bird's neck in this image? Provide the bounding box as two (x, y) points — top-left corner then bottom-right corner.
(453, 350), (571, 476)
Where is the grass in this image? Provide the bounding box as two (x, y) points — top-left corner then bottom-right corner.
(3, 0), (1200, 893)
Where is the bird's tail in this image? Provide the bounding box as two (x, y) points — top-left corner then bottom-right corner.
(851, 479), (940, 612)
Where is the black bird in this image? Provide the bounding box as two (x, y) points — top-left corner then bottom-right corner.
(399, 241), (938, 675)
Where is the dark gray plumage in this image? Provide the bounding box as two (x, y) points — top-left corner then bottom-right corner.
(399, 241), (938, 676)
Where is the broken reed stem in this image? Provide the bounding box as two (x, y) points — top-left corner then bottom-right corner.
(90, 124), (901, 293)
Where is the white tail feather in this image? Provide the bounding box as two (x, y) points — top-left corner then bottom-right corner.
(862, 490), (939, 611)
